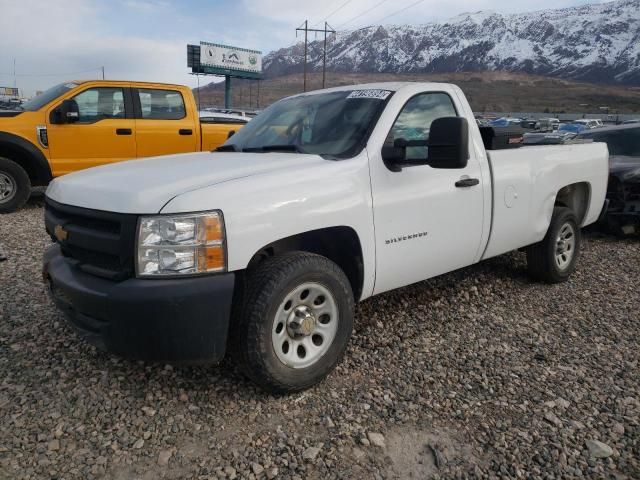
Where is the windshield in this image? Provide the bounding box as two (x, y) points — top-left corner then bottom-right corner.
(220, 89), (392, 158)
(20, 82), (77, 112)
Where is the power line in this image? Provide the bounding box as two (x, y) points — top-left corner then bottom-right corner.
(367, 0), (427, 26)
(311, 0), (339, 26)
(312, 0), (352, 27)
(336, 0), (391, 29)
(350, 0), (424, 30)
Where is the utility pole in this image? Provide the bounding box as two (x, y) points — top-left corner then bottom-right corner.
(101, 66), (105, 80)
(296, 21), (335, 92)
(301, 20), (308, 92)
(322, 22), (332, 88)
(224, 76), (231, 109)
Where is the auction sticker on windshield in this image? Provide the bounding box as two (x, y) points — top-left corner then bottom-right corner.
(346, 89), (392, 100)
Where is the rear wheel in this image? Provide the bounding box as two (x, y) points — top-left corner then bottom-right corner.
(526, 206), (581, 283)
(0, 157), (31, 213)
(231, 252), (354, 393)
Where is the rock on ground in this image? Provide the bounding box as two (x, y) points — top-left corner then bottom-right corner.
(0, 202), (639, 479)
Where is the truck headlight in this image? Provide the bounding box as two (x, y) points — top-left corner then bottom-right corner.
(136, 211), (225, 277)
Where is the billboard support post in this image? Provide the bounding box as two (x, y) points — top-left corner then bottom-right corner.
(224, 76), (231, 109)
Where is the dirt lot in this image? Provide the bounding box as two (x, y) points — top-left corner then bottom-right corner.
(1, 198), (639, 479)
(197, 71), (640, 114)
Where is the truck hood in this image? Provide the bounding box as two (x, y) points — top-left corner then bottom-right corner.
(0, 110), (25, 118)
(46, 151), (329, 213)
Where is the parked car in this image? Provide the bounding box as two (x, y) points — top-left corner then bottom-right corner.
(577, 124), (640, 235)
(202, 107), (260, 118)
(475, 116), (490, 127)
(489, 117), (522, 127)
(558, 123), (588, 134)
(535, 118), (560, 132)
(622, 119), (639, 124)
(199, 111), (249, 124)
(518, 118), (537, 130)
(0, 80), (246, 212)
(523, 131), (574, 145)
(43, 82), (608, 392)
(573, 118), (602, 129)
(0, 98), (22, 110)
(523, 123), (589, 145)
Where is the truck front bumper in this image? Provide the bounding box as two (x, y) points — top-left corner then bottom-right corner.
(43, 245), (235, 364)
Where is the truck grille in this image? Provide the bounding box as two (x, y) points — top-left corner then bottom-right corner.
(44, 198), (138, 281)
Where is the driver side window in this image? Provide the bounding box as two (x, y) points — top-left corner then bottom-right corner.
(72, 87), (125, 123)
(387, 93), (457, 161)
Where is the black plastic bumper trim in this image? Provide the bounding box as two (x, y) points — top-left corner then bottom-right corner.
(43, 244), (235, 364)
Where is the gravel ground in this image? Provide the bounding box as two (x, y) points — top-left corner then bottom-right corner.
(1, 197), (639, 480)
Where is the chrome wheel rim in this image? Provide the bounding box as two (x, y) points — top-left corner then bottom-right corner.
(0, 172), (16, 204)
(555, 222), (575, 271)
(272, 282), (339, 369)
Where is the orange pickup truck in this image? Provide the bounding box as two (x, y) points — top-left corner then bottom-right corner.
(0, 80), (246, 212)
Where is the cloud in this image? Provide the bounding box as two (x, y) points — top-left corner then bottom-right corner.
(0, 0), (197, 96)
(243, 0), (607, 32)
(122, 0), (172, 12)
(0, 0), (609, 96)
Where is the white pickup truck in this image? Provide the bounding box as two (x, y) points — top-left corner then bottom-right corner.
(43, 82), (608, 392)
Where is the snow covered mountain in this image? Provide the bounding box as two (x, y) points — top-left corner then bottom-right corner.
(263, 0), (640, 84)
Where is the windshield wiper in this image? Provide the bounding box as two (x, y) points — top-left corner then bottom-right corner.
(242, 144), (306, 153)
(215, 144), (239, 152)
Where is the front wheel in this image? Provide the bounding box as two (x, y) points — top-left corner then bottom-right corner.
(231, 252), (354, 393)
(526, 206), (581, 283)
(0, 157), (31, 214)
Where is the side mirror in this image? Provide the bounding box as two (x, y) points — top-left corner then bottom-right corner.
(427, 117), (469, 169)
(381, 138), (406, 163)
(51, 99), (79, 124)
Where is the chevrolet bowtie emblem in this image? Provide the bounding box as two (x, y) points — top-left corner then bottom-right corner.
(54, 224), (68, 242)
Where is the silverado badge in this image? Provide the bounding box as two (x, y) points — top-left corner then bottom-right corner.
(54, 224), (68, 242)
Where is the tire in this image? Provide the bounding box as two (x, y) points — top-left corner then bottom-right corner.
(231, 252), (354, 393)
(526, 206), (581, 283)
(0, 157), (31, 214)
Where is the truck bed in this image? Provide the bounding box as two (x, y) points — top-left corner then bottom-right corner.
(481, 142), (609, 260)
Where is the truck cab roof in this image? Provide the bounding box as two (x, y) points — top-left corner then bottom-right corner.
(289, 81), (450, 97)
(68, 79), (190, 89)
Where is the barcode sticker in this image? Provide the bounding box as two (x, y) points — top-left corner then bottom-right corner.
(346, 89), (392, 100)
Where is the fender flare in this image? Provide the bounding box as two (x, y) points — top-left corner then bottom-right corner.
(0, 131), (52, 186)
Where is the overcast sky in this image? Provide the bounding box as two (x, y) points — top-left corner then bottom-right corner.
(1, 0), (608, 96)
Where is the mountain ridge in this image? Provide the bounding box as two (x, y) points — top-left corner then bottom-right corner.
(263, 0), (640, 85)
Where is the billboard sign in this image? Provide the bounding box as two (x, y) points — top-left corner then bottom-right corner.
(0, 87), (19, 96)
(199, 42), (262, 76)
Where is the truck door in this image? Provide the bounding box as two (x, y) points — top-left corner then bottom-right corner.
(369, 91), (485, 294)
(47, 86), (136, 175)
(132, 88), (198, 157)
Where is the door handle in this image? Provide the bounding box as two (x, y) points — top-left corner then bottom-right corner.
(455, 177), (480, 188)
(116, 128), (132, 135)
(179, 129), (193, 135)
